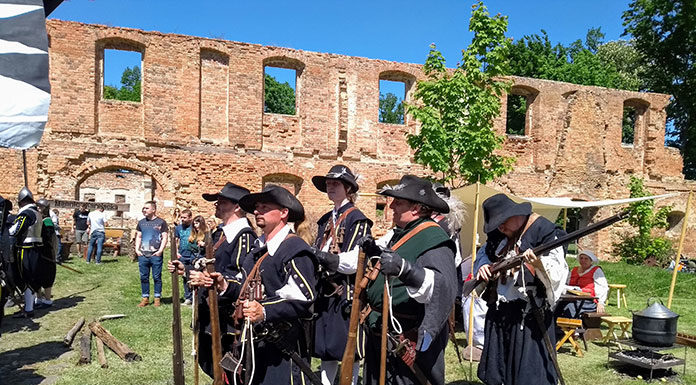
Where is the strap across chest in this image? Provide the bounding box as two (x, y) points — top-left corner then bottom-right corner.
(319, 207), (357, 251)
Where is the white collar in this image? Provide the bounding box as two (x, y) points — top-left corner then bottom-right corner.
(222, 217), (250, 244)
(258, 223), (292, 256)
(19, 204), (37, 214)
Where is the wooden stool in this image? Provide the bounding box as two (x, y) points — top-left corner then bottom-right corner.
(607, 284), (628, 308)
(601, 316), (632, 343)
(556, 317), (585, 357)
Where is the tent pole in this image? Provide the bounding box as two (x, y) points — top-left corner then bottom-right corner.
(667, 190), (692, 309)
(562, 207), (567, 231)
(22, 150), (28, 187)
(467, 181), (481, 378)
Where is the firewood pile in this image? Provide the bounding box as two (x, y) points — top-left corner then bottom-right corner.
(63, 314), (141, 367)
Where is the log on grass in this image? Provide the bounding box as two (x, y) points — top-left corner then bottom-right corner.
(96, 337), (108, 368)
(89, 321), (142, 362)
(98, 314), (126, 322)
(77, 331), (91, 365)
(64, 317), (85, 346)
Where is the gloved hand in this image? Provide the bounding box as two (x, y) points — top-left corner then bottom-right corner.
(379, 249), (425, 288)
(310, 247), (340, 273)
(357, 235), (383, 257)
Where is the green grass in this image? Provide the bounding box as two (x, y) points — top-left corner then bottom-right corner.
(1, 254), (695, 385)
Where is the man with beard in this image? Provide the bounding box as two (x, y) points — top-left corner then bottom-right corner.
(360, 175), (458, 385)
(231, 184), (317, 385)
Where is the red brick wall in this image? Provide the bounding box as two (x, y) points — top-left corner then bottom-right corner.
(1, 20), (692, 260)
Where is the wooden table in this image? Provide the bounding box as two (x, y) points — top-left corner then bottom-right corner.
(601, 316), (633, 344)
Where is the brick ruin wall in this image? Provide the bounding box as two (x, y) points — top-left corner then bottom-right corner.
(0, 19), (693, 259)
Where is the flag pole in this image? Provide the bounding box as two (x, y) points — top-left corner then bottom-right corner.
(467, 180), (481, 379)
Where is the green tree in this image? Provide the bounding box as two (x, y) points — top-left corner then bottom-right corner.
(623, 0), (696, 178)
(264, 74), (296, 115)
(103, 66), (141, 102)
(406, 2), (514, 188)
(613, 176), (673, 265)
(508, 28), (641, 91)
(379, 92), (404, 124)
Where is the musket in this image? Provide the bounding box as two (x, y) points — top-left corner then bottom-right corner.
(204, 239), (224, 385)
(462, 209), (630, 298)
(192, 287), (200, 385)
(339, 250), (366, 385)
(169, 229), (185, 385)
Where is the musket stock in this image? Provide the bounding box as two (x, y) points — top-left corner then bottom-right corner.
(339, 251), (366, 385)
(170, 229), (185, 385)
(205, 240), (224, 385)
(462, 210), (630, 298)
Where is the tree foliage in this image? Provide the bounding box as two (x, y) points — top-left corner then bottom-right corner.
(508, 29), (641, 91)
(623, 0), (696, 178)
(406, 2), (514, 188)
(264, 74), (296, 115)
(613, 176), (673, 265)
(379, 92), (404, 124)
(103, 66), (141, 102)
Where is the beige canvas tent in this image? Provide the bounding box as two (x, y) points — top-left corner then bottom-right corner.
(451, 183), (678, 257)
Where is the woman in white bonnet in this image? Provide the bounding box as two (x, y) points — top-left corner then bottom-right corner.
(565, 250), (609, 315)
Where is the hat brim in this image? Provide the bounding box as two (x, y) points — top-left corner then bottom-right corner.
(202, 192), (240, 203)
(483, 202), (532, 233)
(311, 175), (358, 193)
(239, 190), (304, 222)
(380, 189), (450, 214)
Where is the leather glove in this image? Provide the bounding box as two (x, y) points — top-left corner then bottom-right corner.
(310, 247), (340, 273)
(379, 249), (425, 288)
(357, 235), (383, 257)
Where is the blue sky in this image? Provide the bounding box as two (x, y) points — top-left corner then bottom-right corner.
(50, 0), (632, 90)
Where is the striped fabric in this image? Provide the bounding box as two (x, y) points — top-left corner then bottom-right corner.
(0, 0), (50, 149)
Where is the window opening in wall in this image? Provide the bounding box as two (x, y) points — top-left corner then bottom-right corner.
(665, 117), (679, 148)
(264, 66), (296, 115)
(103, 49), (142, 102)
(622, 105), (637, 144)
(379, 80), (405, 124)
(506, 93), (527, 136)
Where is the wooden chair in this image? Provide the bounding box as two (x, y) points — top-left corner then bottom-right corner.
(103, 228), (125, 257)
(556, 317), (586, 357)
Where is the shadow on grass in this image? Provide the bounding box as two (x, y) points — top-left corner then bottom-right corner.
(0, 340), (69, 385)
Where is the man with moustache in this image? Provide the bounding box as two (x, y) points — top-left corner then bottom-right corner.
(229, 184), (317, 385)
(169, 182), (256, 379)
(360, 175), (458, 385)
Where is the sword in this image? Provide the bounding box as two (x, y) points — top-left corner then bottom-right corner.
(40, 255), (83, 274)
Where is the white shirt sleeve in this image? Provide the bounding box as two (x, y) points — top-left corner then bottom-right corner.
(593, 268), (609, 304)
(275, 275), (309, 302)
(337, 246), (359, 274)
(534, 243), (569, 307)
(405, 268), (435, 303)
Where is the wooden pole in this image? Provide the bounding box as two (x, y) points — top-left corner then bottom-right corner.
(77, 330), (92, 365)
(563, 208), (568, 231)
(96, 337), (108, 368)
(667, 191), (692, 309)
(467, 181), (481, 377)
(170, 229), (185, 385)
(22, 150), (28, 187)
(64, 317), (85, 346)
(89, 321), (142, 361)
(204, 241), (224, 385)
(339, 251), (366, 385)
(380, 279), (389, 385)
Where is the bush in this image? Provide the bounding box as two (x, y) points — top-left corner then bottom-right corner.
(612, 176), (673, 265)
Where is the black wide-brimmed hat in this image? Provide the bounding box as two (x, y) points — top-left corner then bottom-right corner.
(311, 164), (359, 193)
(432, 182), (451, 198)
(239, 184), (305, 222)
(378, 175), (450, 213)
(202, 182), (250, 203)
(482, 193), (532, 233)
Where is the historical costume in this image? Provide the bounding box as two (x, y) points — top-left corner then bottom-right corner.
(310, 165), (372, 385)
(475, 194), (568, 385)
(562, 250), (608, 317)
(8, 187), (43, 317)
(196, 183), (257, 378)
(237, 185), (318, 385)
(361, 175), (457, 385)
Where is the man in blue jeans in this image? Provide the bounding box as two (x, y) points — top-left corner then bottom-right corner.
(86, 205), (107, 264)
(174, 208), (194, 305)
(135, 201), (168, 307)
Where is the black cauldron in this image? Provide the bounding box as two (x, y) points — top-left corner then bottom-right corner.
(632, 298), (679, 346)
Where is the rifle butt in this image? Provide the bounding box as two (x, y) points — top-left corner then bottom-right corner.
(170, 230), (185, 385)
(204, 241), (224, 385)
(339, 251), (366, 385)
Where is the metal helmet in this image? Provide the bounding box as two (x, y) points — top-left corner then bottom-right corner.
(18, 186), (34, 203)
(36, 198), (50, 208)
